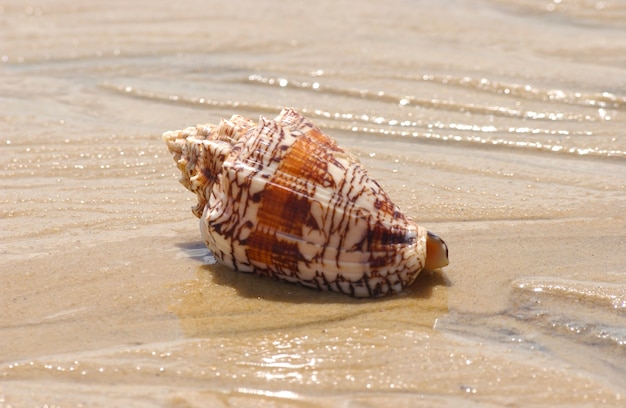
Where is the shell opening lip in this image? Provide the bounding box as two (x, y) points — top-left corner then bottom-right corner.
(425, 231), (449, 270)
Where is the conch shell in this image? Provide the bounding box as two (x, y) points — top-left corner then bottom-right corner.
(162, 108), (448, 297)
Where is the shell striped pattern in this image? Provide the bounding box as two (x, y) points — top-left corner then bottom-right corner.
(163, 108), (429, 297)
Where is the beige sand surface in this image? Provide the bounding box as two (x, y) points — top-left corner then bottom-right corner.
(1, 0), (625, 406)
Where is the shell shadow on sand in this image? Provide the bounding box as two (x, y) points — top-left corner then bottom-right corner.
(169, 241), (450, 338)
(205, 254), (448, 303)
(174, 240), (448, 303)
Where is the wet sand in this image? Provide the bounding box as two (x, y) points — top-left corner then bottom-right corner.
(1, 0), (625, 406)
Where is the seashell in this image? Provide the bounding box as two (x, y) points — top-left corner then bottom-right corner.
(162, 108), (448, 297)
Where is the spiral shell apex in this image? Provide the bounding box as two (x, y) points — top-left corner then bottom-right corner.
(163, 108), (448, 297)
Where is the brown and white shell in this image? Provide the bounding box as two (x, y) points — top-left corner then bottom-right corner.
(162, 108), (448, 297)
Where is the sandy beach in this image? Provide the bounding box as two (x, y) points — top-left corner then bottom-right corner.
(1, 0), (625, 406)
